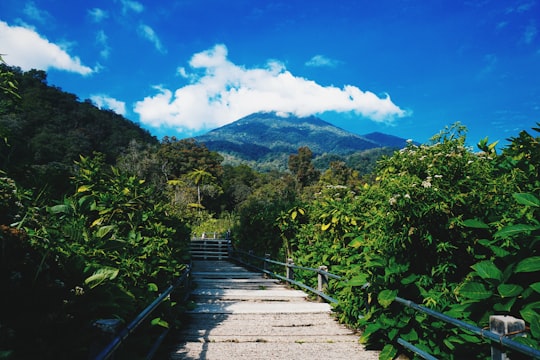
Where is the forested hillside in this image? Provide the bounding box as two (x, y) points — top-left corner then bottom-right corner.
(0, 64), (157, 197)
(1, 63), (539, 359)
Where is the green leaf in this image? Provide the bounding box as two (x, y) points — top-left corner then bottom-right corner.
(401, 273), (419, 285)
(497, 283), (523, 298)
(471, 261), (503, 281)
(515, 256), (540, 273)
(346, 273), (368, 287)
(495, 224), (539, 239)
(147, 283), (158, 292)
(459, 282), (492, 300)
(96, 225), (116, 238)
(349, 237), (363, 249)
(463, 219), (490, 229)
(77, 185), (92, 193)
(321, 222), (331, 231)
(380, 344), (398, 360)
(150, 317), (169, 328)
(520, 306), (540, 324)
(530, 282), (540, 293)
(84, 267), (119, 289)
(513, 193), (540, 207)
(48, 204), (72, 214)
(493, 297), (517, 312)
(378, 289), (397, 308)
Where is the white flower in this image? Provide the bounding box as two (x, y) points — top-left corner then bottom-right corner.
(422, 180), (432, 188)
(404, 193), (411, 199)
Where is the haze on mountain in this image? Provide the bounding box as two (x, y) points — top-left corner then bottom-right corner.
(194, 112), (409, 171)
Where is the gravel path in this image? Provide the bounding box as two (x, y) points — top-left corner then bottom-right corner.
(168, 260), (380, 360)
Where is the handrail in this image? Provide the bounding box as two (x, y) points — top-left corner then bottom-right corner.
(395, 296), (540, 359)
(230, 249), (339, 303)
(94, 263), (192, 360)
(230, 249), (540, 359)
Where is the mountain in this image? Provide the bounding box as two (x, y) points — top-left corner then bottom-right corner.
(194, 112), (409, 171)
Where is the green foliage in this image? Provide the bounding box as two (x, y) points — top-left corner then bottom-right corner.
(273, 123), (540, 359)
(1, 154), (190, 358)
(0, 65), (157, 198)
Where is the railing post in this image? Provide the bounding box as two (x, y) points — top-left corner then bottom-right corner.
(490, 315), (526, 360)
(286, 258), (295, 281)
(317, 265), (328, 302)
(248, 250), (254, 267)
(263, 253), (270, 278)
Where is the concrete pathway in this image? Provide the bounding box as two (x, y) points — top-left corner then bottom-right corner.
(168, 260), (379, 360)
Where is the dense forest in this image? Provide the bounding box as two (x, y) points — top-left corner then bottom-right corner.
(1, 62), (539, 359)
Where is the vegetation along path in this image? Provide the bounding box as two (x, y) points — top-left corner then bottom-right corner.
(168, 260), (379, 359)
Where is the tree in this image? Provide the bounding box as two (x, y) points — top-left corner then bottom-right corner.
(288, 146), (320, 188)
(187, 168), (216, 209)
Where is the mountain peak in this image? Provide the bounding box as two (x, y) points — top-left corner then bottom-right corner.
(194, 112), (408, 170)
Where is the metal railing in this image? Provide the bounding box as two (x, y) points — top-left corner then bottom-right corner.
(93, 263), (192, 360)
(230, 249), (540, 360)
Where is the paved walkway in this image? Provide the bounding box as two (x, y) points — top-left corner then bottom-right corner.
(168, 260), (379, 360)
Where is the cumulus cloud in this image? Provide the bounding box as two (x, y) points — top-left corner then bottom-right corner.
(0, 21), (94, 75)
(91, 95), (127, 116)
(138, 24), (166, 53)
(305, 54), (342, 68)
(134, 44), (407, 132)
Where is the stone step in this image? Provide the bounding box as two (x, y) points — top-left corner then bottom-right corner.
(168, 260), (380, 360)
(192, 271), (263, 279)
(191, 288), (308, 301)
(188, 301), (332, 314)
(170, 341), (378, 360)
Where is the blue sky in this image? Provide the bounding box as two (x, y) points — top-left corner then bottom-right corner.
(1, 0), (539, 147)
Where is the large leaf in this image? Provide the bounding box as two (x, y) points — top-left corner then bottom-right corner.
(513, 193), (540, 207)
(530, 282), (540, 294)
(471, 261), (503, 281)
(515, 256), (540, 273)
(497, 283), (523, 298)
(349, 237), (363, 249)
(378, 289), (397, 308)
(459, 282), (492, 300)
(462, 219), (490, 229)
(84, 267), (119, 289)
(95, 225), (116, 238)
(48, 204), (72, 214)
(494, 224), (539, 239)
(150, 317), (169, 329)
(346, 273), (369, 287)
(380, 344), (398, 360)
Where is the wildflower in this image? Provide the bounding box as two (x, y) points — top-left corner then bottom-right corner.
(434, 175), (443, 179)
(404, 193), (411, 199)
(389, 196), (397, 205)
(422, 180), (432, 188)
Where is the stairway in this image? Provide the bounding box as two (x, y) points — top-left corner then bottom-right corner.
(189, 237), (229, 260)
(168, 260), (380, 360)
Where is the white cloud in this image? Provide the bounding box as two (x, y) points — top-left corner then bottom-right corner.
(88, 8), (109, 23)
(0, 21), (94, 75)
(95, 30), (111, 59)
(134, 44), (407, 132)
(523, 22), (537, 44)
(91, 95), (127, 116)
(138, 24), (166, 53)
(305, 54), (341, 68)
(23, 1), (52, 24)
(118, 0), (144, 14)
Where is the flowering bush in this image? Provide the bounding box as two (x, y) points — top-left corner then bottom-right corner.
(281, 123), (540, 359)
